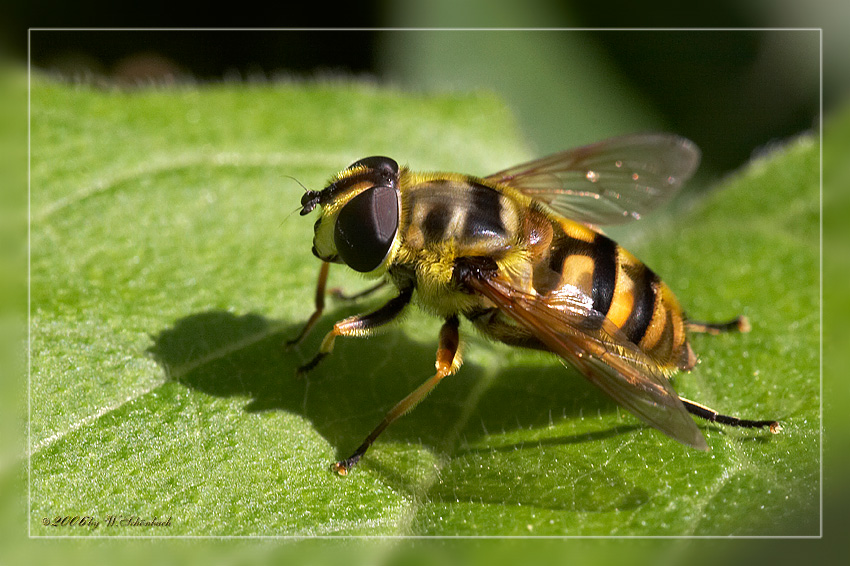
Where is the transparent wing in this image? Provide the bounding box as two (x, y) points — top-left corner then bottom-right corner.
(484, 133), (701, 226)
(465, 270), (708, 450)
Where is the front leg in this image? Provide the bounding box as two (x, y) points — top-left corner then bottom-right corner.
(297, 283), (414, 375)
(286, 261), (331, 348)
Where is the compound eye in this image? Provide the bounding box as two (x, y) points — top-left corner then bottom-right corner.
(346, 156), (399, 178)
(334, 185), (400, 273)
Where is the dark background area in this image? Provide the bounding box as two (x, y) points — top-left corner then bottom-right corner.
(25, 29), (821, 176)
(14, 8), (828, 182)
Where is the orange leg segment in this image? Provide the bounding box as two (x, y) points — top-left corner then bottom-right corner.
(332, 315), (461, 475)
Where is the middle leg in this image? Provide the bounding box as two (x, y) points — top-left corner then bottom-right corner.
(332, 315), (462, 475)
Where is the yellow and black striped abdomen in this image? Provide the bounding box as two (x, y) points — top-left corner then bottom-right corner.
(538, 215), (695, 372)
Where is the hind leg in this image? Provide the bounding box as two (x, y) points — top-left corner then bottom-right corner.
(687, 315), (751, 335)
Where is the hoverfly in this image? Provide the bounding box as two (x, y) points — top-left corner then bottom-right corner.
(291, 133), (780, 475)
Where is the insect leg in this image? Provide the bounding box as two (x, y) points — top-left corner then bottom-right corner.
(286, 261), (331, 348)
(329, 280), (388, 302)
(680, 397), (781, 434)
(332, 315), (461, 475)
(297, 284), (414, 375)
(687, 316), (751, 335)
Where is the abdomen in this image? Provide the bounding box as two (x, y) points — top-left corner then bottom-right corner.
(474, 203), (696, 372)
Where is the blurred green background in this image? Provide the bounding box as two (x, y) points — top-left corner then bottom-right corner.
(3, 1), (848, 564)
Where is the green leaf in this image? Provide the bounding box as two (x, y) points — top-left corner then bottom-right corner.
(30, 77), (818, 537)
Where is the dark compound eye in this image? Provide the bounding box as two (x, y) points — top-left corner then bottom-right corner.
(346, 156), (399, 178)
(334, 185), (400, 273)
